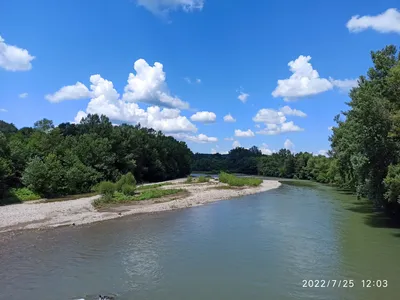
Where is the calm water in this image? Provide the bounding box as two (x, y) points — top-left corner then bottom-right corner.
(1, 183), (400, 300)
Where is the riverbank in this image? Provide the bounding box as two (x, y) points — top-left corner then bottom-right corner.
(0, 179), (281, 233)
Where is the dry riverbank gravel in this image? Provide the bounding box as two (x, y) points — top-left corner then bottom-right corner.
(0, 179), (281, 233)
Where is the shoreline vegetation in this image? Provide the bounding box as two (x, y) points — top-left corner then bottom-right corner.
(0, 173), (280, 233)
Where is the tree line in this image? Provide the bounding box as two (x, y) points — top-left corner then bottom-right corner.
(194, 45), (400, 216)
(0, 114), (192, 203)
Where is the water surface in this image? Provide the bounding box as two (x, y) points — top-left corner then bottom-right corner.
(1, 183), (399, 299)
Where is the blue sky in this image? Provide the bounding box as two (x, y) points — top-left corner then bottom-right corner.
(1, 0), (400, 155)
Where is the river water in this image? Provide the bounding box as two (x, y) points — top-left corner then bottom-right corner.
(1, 182), (399, 300)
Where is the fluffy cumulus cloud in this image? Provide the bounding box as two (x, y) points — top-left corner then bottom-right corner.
(190, 111), (216, 123)
(329, 78), (359, 92)
(19, 92), (28, 98)
(256, 121), (304, 135)
(122, 59), (189, 109)
(346, 8), (400, 34)
(253, 107), (304, 135)
(253, 109), (287, 124)
(0, 36), (35, 71)
(170, 133), (217, 143)
(260, 143), (274, 155)
(238, 92), (250, 103)
(232, 140), (241, 148)
(68, 73), (196, 133)
(272, 55), (333, 101)
(279, 105), (307, 117)
(223, 113), (236, 122)
(284, 139), (295, 151)
(234, 129), (255, 138)
(137, 0), (204, 15)
(45, 82), (91, 103)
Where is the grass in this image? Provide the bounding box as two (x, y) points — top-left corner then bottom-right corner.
(219, 172), (263, 187)
(197, 176), (210, 183)
(93, 188), (185, 208)
(9, 188), (41, 201)
(137, 183), (172, 190)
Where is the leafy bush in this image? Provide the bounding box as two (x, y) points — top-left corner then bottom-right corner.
(96, 181), (116, 196)
(9, 188), (41, 201)
(219, 172), (262, 187)
(185, 176), (193, 183)
(116, 172), (136, 191)
(384, 164), (400, 203)
(198, 176), (209, 183)
(121, 183), (136, 196)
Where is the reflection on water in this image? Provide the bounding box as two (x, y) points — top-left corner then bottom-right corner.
(1, 183), (400, 300)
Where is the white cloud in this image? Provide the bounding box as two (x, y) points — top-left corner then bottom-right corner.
(0, 36), (35, 71)
(279, 105), (307, 117)
(232, 140), (241, 148)
(272, 55), (333, 101)
(256, 121), (304, 135)
(234, 129), (255, 137)
(45, 82), (91, 103)
(260, 143), (274, 155)
(71, 74), (197, 133)
(190, 111), (216, 123)
(184, 77), (201, 84)
(224, 137), (234, 141)
(136, 0), (204, 15)
(238, 92), (249, 103)
(122, 59), (189, 109)
(317, 150), (329, 157)
(284, 139), (295, 151)
(74, 111), (88, 124)
(171, 133), (217, 143)
(253, 109), (286, 124)
(330, 78), (359, 92)
(223, 114), (236, 122)
(0, 108), (7, 112)
(18, 92), (28, 99)
(346, 8), (400, 34)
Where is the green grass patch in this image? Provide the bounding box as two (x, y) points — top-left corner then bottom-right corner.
(8, 188), (41, 202)
(218, 172), (262, 187)
(185, 176), (193, 183)
(283, 180), (318, 188)
(137, 183), (172, 190)
(197, 176), (210, 183)
(93, 188), (185, 208)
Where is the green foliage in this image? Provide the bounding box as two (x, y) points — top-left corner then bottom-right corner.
(8, 188), (41, 201)
(137, 183), (171, 190)
(0, 114), (193, 204)
(93, 188), (184, 207)
(185, 176), (193, 183)
(384, 164), (400, 203)
(197, 176), (209, 183)
(219, 172), (262, 187)
(116, 172), (137, 191)
(96, 181), (116, 196)
(121, 183), (136, 196)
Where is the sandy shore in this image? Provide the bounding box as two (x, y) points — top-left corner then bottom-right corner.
(0, 179), (281, 233)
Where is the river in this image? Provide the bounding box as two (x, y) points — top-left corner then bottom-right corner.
(1, 182), (399, 299)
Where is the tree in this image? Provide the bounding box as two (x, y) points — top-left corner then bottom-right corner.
(34, 118), (54, 132)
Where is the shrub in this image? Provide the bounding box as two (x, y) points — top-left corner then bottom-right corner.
(384, 164), (400, 203)
(198, 176), (209, 183)
(116, 172), (136, 191)
(218, 172), (262, 187)
(121, 183), (136, 196)
(8, 188), (41, 201)
(185, 176), (193, 183)
(97, 181), (116, 196)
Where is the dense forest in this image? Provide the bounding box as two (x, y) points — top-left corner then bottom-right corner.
(0, 115), (192, 204)
(193, 45), (400, 215)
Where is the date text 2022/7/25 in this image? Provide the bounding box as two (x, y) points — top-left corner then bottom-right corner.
(302, 279), (388, 288)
